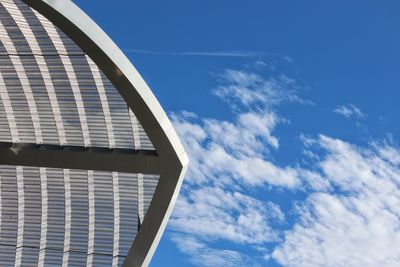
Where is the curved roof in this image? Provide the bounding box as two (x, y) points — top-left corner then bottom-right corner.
(0, 0), (188, 266)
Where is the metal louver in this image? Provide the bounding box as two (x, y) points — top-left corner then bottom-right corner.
(0, 0), (188, 266)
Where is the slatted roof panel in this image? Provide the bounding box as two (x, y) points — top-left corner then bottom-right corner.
(0, 0), (165, 266)
(0, 165), (159, 266)
(0, 0), (154, 150)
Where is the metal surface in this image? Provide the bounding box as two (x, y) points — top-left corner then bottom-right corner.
(0, 165), (161, 266)
(0, 142), (160, 174)
(0, 0), (155, 150)
(1, 0), (189, 266)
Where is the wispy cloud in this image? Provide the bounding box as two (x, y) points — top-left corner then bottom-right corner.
(171, 235), (262, 267)
(169, 63), (400, 267)
(334, 104), (365, 119)
(272, 136), (400, 267)
(124, 49), (279, 58)
(169, 66), (310, 266)
(213, 69), (313, 111)
(171, 69), (305, 189)
(171, 187), (284, 244)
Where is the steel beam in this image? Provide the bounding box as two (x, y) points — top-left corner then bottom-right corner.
(0, 142), (160, 174)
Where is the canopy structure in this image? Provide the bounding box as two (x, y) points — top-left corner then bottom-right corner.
(0, 0), (188, 266)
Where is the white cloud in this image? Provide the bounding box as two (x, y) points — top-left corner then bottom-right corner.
(169, 65), (400, 267)
(213, 69), (311, 111)
(171, 104), (301, 189)
(171, 187), (283, 245)
(272, 136), (400, 267)
(205, 111), (279, 154)
(169, 67), (305, 265)
(171, 235), (262, 267)
(334, 104), (365, 119)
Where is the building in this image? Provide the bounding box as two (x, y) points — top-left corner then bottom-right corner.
(0, 0), (188, 266)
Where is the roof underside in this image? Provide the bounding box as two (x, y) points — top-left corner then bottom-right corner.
(0, 0), (168, 266)
(0, 165), (159, 266)
(0, 0), (154, 150)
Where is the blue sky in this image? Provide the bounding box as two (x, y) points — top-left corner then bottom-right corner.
(75, 1), (400, 266)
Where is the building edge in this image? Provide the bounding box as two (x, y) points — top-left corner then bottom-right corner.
(20, 1), (188, 266)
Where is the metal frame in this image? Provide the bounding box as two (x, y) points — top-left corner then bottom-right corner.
(0, 142), (160, 174)
(15, 1), (188, 266)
